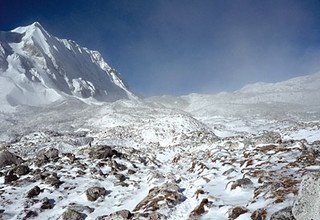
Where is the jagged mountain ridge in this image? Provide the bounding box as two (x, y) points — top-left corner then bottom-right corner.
(0, 22), (135, 112)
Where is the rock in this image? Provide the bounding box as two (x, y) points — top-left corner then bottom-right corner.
(63, 153), (76, 162)
(228, 206), (248, 219)
(115, 173), (126, 182)
(96, 210), (133, 220)
(67, 137), (94, 146)
(111, 160), (127, 171)
(251, 208), (267, 220)
(292, 173), (320, 220)
(62, 208), (84, 220)
(230, 178), (253, 190)
(23, 210), (38, 219)
(0, 148), (23, 168)
(134, 182), (186, 212)
(127, 169), (136, 175)
(68, 203), (95, 214)
(254, 131), (282, 145)
(40, 172), (51, 180)
(41, 197), (54, 209)
(270, 207), (295, 220)
(13, 165), (30, 176)
(34, 148), (59, 167)
(44, 175), (63, 188)
(193, 189), (205, 199)
(37, 147), (59, 161)
(4, 171), (18, 184)
(34, 157), (49, 167)
(134, 212), (166, 220)
(222, 168), (236, 176)
(86, 187), (107, 201)
(88, 145), (121, 160)
(26, 186), (41, 198)
(189, 198), (209, 218)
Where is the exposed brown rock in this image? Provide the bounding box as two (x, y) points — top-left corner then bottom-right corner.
(96, 210), (133, 219)
(251, 208), (267, 220)
(133, 182), (186, 212)
(189, 198), (209, 218)
(228, 206), (248, 219)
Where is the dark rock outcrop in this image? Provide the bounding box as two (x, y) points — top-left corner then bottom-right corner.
(0, 148), (23, 168)
(26, 186), (41, 198)
(86, 187), (108, 201)
(88, 145), (121, 160)
(62, 208), (84, 220)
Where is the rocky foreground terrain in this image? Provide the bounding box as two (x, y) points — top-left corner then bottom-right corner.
(1, 110), (320, 220)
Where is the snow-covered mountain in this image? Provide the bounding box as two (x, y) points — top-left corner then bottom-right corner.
(0, 22), (135, 112)
(147, 71), (320, 119)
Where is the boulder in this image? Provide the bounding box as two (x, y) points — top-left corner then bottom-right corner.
(228, 206), (248, 219)
(44, 174), (63, 188)
(134, 182), (186, 212)
(189, 199), (209, 218)
(96, 210), (133, 220)
(62, 209), (83, 220)
(292, 173), (320, 220)
(0, 148), (23, 168)
(24, 210), (38, 219)
(13, 165), (30, 176)
(37, 147), (59, 160)
(115, 173), (126, 182)
(133, 212), (166, 220)
(4, 171), (18, 184)
(26, 186), (41, 198)
(86, 187), (107, 201)
(68, 203), (95, 214)
(251, 208), (267, 220)
(229, 178), (253, 190)
(40, 197), (54, 209)
(88, 145), (121, 160)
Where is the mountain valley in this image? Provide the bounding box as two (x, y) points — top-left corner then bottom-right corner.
(1, 23), (320, 220)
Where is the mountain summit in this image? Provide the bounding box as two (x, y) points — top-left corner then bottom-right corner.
(0, 22), (136, 112)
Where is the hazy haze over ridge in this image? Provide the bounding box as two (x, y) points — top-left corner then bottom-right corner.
(2, 0), (320, 96)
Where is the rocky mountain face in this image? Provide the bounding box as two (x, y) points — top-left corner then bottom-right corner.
(0, 22), (135, 112)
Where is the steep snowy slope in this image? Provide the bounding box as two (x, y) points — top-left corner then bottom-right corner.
(0, 22), (135, 112)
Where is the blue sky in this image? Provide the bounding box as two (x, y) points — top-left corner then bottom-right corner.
(2, 0), (320, 96)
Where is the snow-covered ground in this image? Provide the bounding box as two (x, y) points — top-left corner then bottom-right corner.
(0, 96), (320, 219)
